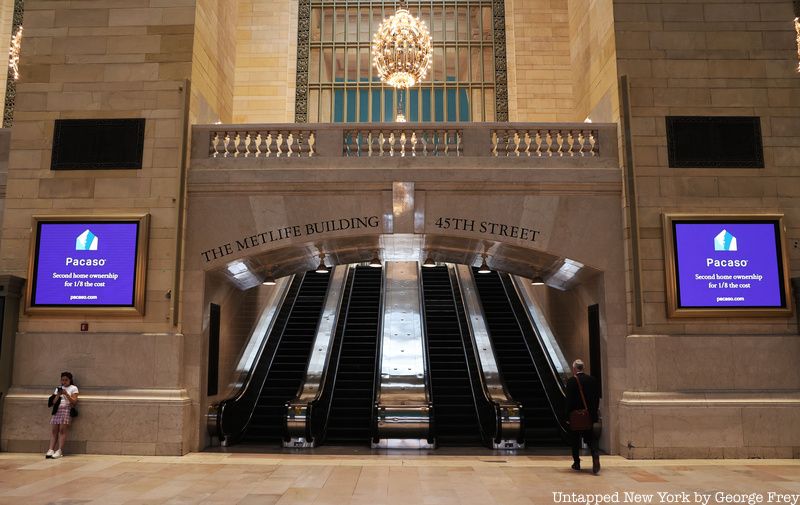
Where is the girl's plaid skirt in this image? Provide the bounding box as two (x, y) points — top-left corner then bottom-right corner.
(50, 403), (71, 425)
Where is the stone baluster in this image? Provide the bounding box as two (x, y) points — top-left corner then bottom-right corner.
(306, 132), (315, 156)
(546, 130), (556, 157)
(211, 132), (221, 158)
(566, 130), (576, 156)
(223, 132), (233, 157)
(522, 131), (532, 156)
(243, 132), (253, 157)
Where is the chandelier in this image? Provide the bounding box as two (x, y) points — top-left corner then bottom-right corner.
(372, 1), (432, 120)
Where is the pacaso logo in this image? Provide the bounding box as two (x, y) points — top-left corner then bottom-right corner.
(714, 229), (737, 252)
(75, 229), (98, 251)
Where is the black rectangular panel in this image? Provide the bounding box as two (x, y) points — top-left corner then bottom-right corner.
(0, 298), (5, 362)
(51, 118), (145, 170)
(587, 303), (602, 396)
(666, 116), (763, 168)
(207, 303), (221, 396)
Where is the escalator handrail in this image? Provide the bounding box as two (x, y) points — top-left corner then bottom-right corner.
(499, 273), (568, 435)
(444, 264), (499, 446)
(284, 265), (351, 444)
(370, 265), (386, 443)
(214, 273), (302, 443)
(453, 264), (524, 444)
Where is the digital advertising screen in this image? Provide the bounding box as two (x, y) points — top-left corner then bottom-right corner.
(663, 214), (791, 317)
(26, 215), (150, 315)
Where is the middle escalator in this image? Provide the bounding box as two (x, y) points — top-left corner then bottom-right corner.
(421, 266), (485, 446)
(322, 266), (383, 444)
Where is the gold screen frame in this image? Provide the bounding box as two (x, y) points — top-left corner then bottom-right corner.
(662, 213), (792, 318)
(25, 214), (150, 316)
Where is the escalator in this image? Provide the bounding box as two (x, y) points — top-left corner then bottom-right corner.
(421, 266), (484, 446)
(225, 271), (330, 444)
(322, 266), (383, 444)
(472, 269), (566, 447)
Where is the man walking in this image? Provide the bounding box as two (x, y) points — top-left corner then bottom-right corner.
(565, 359), (601, 474)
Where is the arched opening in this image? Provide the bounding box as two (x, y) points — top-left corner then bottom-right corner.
(198, 234), (610, 452)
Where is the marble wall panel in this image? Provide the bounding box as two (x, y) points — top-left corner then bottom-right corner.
(654, 336), (734, 391)
(742, 407), (800, 446)
(652, 407), (744, 448)
(11, 332), (182, 388)
(1, 396), (188, 455)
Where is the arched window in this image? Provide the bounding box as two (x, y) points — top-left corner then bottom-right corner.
(296, 0), (508, 123)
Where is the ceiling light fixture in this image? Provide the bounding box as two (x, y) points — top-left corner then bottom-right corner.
(315, 254), (329, 274)
(262, 275), (276, 286)
(531, 276), (545, 286)
(477, 256), (491, 274)
(369, 252), (382, 268)
(372, 0), (432, 121)
(422, 254), (436, 268)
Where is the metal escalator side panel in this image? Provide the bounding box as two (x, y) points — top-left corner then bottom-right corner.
(284, 265), (352, 448)
(313, 265), (357, 443)
(453, 264), (524, 449)
(215, 274), (302, 444)
(373, 261), (433, 449)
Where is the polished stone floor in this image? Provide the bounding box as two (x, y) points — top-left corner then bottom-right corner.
(1, 451), (799, 505)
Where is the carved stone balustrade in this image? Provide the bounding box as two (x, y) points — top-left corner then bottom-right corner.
(191, 123), (618, 169)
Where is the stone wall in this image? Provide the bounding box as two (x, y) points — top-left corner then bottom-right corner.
(232, 0), (297, 123)
(0, 0), (196, 455)
(191, 0), (237, 124)
(615, 0), (800, 458)
(568, 0), (619, 123)
(506, 0), (574, 122)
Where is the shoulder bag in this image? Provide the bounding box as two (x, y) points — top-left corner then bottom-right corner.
(569, 376), (593, 431)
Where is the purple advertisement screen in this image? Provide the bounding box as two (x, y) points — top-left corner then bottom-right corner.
(32, 222), (139, 306)
(673, 222), (785, 308)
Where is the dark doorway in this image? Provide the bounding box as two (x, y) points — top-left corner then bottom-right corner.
(587, 304), (602, 396)
(207, 303), (221, 396)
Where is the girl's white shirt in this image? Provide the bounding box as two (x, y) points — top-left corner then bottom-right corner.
(53, 384), (79, 404)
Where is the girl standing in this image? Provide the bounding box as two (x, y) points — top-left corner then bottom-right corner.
(46, 371), (78, 459)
